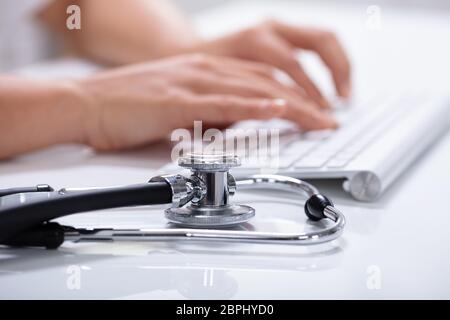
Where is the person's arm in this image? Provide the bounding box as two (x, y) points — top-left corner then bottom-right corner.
(38, 1), (351, 109)
(0, 54), (339, 160)
(0, 77), (85, 159)
(37, 0), (200, 65)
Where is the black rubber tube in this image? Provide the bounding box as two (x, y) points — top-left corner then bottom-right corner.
(0, 182), (172, 243)
(1, 222), (67, 249)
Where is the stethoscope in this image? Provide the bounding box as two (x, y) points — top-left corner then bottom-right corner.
(0, 153), (345, 249)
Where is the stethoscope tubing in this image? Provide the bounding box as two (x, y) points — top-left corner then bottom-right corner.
(0, 182), (172, 243)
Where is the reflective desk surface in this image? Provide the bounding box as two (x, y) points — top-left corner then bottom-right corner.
(1, 1), (450, 299)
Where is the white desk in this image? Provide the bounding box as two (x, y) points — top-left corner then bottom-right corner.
(1, 0), (450, 299)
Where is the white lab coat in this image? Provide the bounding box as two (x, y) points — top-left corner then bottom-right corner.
(0, 0), (57, 72)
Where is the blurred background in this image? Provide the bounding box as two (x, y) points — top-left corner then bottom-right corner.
(1, 0), (449, 75)
(175, 0), (450, 13)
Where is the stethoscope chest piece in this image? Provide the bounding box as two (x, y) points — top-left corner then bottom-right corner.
(162, 153), (255, 227)
(165, 204), (255, 228)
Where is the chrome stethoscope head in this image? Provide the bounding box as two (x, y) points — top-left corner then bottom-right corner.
(154, 153), (255, 228)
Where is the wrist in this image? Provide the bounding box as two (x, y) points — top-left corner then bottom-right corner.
(48, 80), (92, 146)
(0, 77), (91, 159)
(69, 76), (116, 151)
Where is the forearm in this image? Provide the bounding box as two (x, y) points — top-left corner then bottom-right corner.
(38, 0), (200, 65)
(0, 77), (86, 159)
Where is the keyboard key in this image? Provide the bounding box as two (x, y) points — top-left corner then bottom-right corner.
(282, 140), (319, 156)
(326, 156), (353, 168)
(294, 156), (329, 168)
(276, 155), (302, 169)
(302, 129), (334, 141)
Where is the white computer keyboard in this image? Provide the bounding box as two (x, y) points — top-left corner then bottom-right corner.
(237, 93), (417, 170)
(232, 92), (449, 200)
(163, 92), (449, 201)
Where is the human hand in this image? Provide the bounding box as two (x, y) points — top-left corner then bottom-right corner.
(189, 20), (352, 108)
(74, 54), (337, 151)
